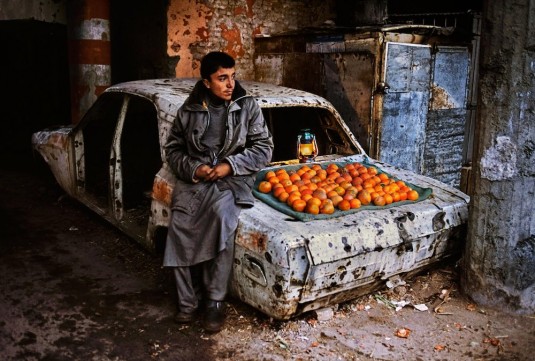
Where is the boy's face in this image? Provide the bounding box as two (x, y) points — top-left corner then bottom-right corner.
(203, 66), (236, 101)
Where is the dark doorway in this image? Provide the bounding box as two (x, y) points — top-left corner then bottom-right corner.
(110, 0), (174, 84)
(0, 20), (71, 169)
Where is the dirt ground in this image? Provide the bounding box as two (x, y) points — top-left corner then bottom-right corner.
(1, 160), (534, 361)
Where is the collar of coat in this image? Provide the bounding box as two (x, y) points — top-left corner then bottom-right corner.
(183, 79), (248, 111)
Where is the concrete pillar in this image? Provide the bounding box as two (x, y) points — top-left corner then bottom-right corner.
(67, 0), (111, 123)
(461, 0), (535, 314)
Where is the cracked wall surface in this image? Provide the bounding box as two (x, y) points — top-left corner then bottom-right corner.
(167, 0), (336, 79)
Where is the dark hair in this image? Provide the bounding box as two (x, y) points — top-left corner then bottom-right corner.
(200, 51), (235, 80)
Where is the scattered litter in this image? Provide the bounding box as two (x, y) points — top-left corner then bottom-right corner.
(439, 288), (451, 301)
(69, 226), (79, 231)
(469, 341), (480, 347)
(434, 307), (453, 315)
(413, 303), (428, 311)
(395, 328), (411, 338)
(275, 335), (289, 349)
(315, 307), (335, 321)
(434, 344), (446, 351)
(484, 337), (501, 346)
(466, 303), (477, 311)
(391, 300), (411, 312)
(310, 341), (319, 347)
(386, 275), (406, 289)
(374, 294), (396, 310)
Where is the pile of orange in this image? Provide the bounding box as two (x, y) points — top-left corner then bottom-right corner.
(257, 162), (419, 215)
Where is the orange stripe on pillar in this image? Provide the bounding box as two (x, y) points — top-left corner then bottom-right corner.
(68, 0), (111, 124)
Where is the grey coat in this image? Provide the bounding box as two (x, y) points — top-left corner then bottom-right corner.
(164, 80), (274, 208)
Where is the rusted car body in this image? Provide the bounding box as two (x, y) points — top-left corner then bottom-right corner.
(32, 78), (469, 320)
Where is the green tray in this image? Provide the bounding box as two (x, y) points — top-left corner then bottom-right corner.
(253, 161), (433, 222)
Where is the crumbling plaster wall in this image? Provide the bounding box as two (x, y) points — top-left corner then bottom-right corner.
(167, 0), (336, 79)
(0, 0), (66, 23)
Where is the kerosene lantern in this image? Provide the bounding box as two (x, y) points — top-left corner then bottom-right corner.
(296, 128), (318, 163)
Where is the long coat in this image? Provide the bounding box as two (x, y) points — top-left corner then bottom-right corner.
(163, 80), (274, 266)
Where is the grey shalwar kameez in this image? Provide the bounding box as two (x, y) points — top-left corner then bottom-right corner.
(163, 80), (273, 313)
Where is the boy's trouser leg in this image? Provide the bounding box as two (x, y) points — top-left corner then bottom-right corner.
(203, 234), (235, 301)
(173, 267), (198, 313)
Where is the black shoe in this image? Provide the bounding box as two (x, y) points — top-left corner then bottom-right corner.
(174, 310), (196, 324)
(202, 300), (226, 333)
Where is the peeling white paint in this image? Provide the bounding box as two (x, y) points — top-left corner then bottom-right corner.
(73, 19), (110, 41)
(480, 136), (517, 181)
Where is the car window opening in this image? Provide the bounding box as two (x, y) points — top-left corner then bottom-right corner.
(120, 96), (162, 232)
(263, 107), (356, 163)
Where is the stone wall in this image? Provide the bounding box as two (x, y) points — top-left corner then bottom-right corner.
(167, 0), (336, 79)
(0, 0), (66, 23)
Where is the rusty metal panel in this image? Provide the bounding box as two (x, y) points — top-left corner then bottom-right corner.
(423, 110), (466, 187)
(424, 47), (470, 187)
(323, 52), (375, 152)
(254, 54), (284, 85)
(430, 47), (470, 110)
(379, 42), (432, 173)
(31, 127), (76, 195)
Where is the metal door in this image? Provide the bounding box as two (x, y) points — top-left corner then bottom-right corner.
(378, 42), (432, 173)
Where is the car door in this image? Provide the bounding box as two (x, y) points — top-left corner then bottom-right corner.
(75, 92), (161, 241)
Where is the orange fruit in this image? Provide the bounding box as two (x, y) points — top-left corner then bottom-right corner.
(368, 167), (378, 175)
(351, 177), (363, 186)
(357, 189), (372, 205)
(302, 193), (313, 203)
(327, 190), (339, 199)
(384, 194), (393, 205)
(258, 181), (272, 193)
(277, 191), (289, 203)
(307, 197), (322, 207)
(326, 163), (339, 173)
(287, 193), (302, 207)
(330, 195), (343, 207)
(284, 184), (299, 194)
(338, 199), (351, 211)
(349, 198), (361, 209)
(267, 176), (280, 186)
(378, 173), (389, 182)
(333, 186), (346, 196)
(272, 186), (285, 198)
(399, 191), (408, 201)
(277, 173), (290, 181)
(373, 196), (386, 206)
(305, 203), (320, 215)
(265, 171), (276, 180)
(280, 178), (293, 187)
(407, 190), (419, 201)
(312, 188), (328, 200)
(341, 172), (353, 182)
(316, 169), (327, 180)
(292, 199), (307, 212)
(289, 172), (301, 183)
(320, 200), (335, 214)
(344, 163), (355, 172)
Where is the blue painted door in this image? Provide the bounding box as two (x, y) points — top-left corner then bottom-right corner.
(379, 43), (432, 173)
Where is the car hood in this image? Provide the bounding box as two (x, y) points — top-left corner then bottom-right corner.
(236, 154), (469, 267)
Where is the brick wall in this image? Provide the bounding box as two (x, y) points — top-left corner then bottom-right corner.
(167, 0), (336, 79)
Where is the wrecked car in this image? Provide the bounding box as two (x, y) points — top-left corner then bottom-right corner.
(32, 78), (469, 320)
